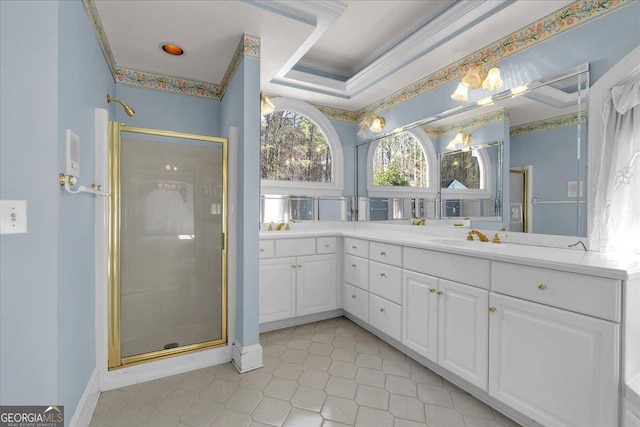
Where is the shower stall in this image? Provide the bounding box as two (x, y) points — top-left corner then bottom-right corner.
(107, 123), (227, 369)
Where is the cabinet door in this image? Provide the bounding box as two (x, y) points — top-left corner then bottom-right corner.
(259, 257), (296, 323)
(438, 279), (488, 390)
(296, 254), (337, 316)
(402, 270), (438, 363)
(489, 293), (618, 427)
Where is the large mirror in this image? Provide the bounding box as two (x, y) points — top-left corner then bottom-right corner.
(355, 63), (588, 237)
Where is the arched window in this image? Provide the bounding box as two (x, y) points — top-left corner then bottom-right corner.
(261, 98), (344, 196)
(367, 127), (437, 197)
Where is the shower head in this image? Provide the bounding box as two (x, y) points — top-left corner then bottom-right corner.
(107, 94), (136, 117)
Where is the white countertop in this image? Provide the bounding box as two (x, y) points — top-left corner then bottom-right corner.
(260, 222), (640, 280)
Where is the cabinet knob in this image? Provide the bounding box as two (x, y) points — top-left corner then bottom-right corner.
(325, 243), (330, 248)
(437, 290), (443, 296)
(380, 272), (386, 278)
(429, 288), (436, 293)
(352, 245), (357, 249)
(538, 284), (547, 290)
(298, 263), (303, 268)
(380, 251), (386, 256)
(260, 248), (265, 252)
(291, 264), (297, 269)
(351, 294), (356, 299)
(352, 263), (357, 268)
(489, 307), (497, 313)
(379, 308), (385, 313)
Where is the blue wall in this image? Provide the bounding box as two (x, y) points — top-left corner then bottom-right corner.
(221, 57), (261, 347)
(1, 0), (60, 406)
(57, 1), (116, 421)
(330, 120), (358, 196)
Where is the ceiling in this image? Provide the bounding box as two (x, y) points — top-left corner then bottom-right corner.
(94, 0), (574, 112)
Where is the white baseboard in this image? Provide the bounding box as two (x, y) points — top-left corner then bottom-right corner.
(231, 340), (263, 373)
(259, 309), (344, 333)
(69, 368), (100, 427)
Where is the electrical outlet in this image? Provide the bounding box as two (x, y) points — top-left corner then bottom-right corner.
(0, 200), (28, 235)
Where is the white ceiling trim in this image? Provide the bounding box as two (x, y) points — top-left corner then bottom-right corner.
(273, 0), (512, 99)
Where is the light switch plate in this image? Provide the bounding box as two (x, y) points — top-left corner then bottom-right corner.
(0, 200), (27, 235)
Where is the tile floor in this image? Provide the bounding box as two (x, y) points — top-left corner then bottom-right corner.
(89, 317), (521, 427)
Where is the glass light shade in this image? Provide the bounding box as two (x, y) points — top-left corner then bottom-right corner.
(451, 83), (469, 102)
(260, 95), (275, 116)
(482, 66), (503, 91)
(370, 117), (385, 133)
(477, 96), (494, 106)
(446, 140), (457, 150)
(511, 84), (528, 97)
(356, 127), (367, 138)
(462, 66), (483, 89)
(462, 132), (472, 147)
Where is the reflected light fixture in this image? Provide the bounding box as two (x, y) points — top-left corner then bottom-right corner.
(476, 96), (494, 106)
(260, 93), (275, 117)
(370, 116), (385, 134)
(447, 132), (472, 150)
(451, 63), (503, 103)
(107, 94), (135, 117)
(357, 114), (373, 138)
(511, 84), (529, 97)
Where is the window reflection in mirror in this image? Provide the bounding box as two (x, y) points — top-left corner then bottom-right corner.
(372, 132), (427, 188)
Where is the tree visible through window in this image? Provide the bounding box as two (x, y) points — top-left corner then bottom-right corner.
(440, 151), (480, 189)
(373, 132), (427, 187)
(261, 110), (332, 182)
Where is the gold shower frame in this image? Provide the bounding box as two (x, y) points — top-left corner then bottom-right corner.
(108, 123), (228, 370)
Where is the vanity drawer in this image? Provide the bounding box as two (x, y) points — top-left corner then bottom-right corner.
(492, 261), (621, 321)
(369, 293), (402, 341)
(345, 237), (369, 258)
(275, 238), (316, 257)
(369, 261), (402, 304)
(317, 237), (337, 254)
(259, 240), (275, 259)
(343, 282), (369, 323)
(344, 254), (369, 290)
(403, 247), (490, 289)
(370, 241), (402, 267)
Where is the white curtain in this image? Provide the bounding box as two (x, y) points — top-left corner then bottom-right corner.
(591, 80), (640, 253)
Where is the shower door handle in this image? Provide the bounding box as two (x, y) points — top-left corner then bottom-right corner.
(221, 232), (225, 250)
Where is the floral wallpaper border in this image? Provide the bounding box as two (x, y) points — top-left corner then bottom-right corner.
(422, 109), (509, 138)
(355, 0), (631, 119)
(83, 0), (259, 100)
(313, 104), (360, 123)
(510, 110), (587, 136)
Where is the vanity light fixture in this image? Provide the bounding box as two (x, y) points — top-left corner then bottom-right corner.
(260, 93), (275, 117)
(370, 116), (385, 134)
(357, 114), (373, 138)
(511, 84), (529, 97)
(447, 132), (472, 150)
(451, 63), (503, 102)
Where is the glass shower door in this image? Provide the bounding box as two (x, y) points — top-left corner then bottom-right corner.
(108, 124), (227, 369)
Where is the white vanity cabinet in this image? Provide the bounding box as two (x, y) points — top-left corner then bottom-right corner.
(489, 261), (621, 427)
(402, 269), (489, 390)
(259, 237), (337, 324)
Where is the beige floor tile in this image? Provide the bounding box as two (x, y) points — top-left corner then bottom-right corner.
(332, 336), (357, 349)
(424, 403), (465, 427)
(311, 332), (335, 343)
(379, 344), (406, 361)
(263, 377), (299, 401)
(328, 360), (358, 379)
(355, 406), (394, 427)
(464, 415), (508, 427)
(321, 395), (359, 425)
(198, 364), (224, 375)
(286, 338), (312, 350)
(249, 422), (274, 427)
(215, 363), (244, 382)
(291, 326), (316, 339)
(163, 372), (190, 383)
(354, 341), (379, 355)
(180, 399), (224, 427)
(442, 378), (467, 393)
(298, 368), (330, 389)
(451, 391), (494, 419)
(355, 353), (382, 369)
(394, 418), (428, 427)
(388, 394), (426, 422)
(324, 376), (358, 400)
(308, 342), (334, 356)
(272, 361), (304, 381)
(263, 343), (287, 358)
(199, 378), (238, 402)
(355, 367), (386, 387)
(224, 387), (263, 414)
(138, 411), (180, 427)
(157, 388), (200, 416)
(491, 408), (522, 427)
(291, 386), (327, 412)
(210, 409), (252, 427)
(331, 347), (357, 363)
(410, 365), (443, 386)
(261, 355), (281, 373)
(239, 370), (273, 391)
(354, 329), (379, 343)
(283, 407), (324, 427)
(268, 332), (292, 344)
(252, 397), (292, 426)
(382, 359), (411, 377)
(355, 384), (389, 410)
(280, 348), (309, 364)
(322, 421), (353, 427)
(304, 354), (332, 371)
(88, 414), (107, 426)
(385, 375), (417, 397)
(100, 399), (156, 426)
(416, 383), (453, 408)
(178, 371), (215, 393)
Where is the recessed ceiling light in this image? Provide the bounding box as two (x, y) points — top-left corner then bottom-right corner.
(161, 43), (184, 56)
